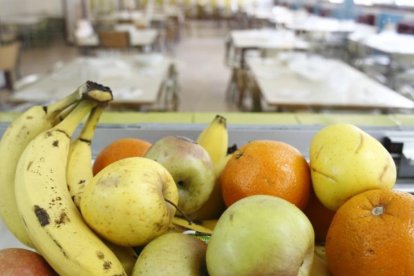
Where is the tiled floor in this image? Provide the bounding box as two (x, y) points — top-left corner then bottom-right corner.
(0, 20), (239, 112)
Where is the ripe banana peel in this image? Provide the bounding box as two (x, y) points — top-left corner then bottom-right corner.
(172, 217), (213, 235)
(67, 106), (104, 208)
(0, 85), (85, 248)
(196, 114), (228, 167)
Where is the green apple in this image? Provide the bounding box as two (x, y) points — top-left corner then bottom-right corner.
(190, 153), (232, 221)
(80, 157), (179, 247)
(310, 123), (396, 210)
(206, 195), (314, 276)
(145, 136), (215, 215)
(132, 232), (208, 276)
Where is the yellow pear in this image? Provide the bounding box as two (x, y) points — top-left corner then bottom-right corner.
(132, 232), (207, 276)
(310, 123), (396, 211)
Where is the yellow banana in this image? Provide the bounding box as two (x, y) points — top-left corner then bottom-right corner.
(196, 115), (228, 167)
(67, 104), (136, 275)
(0, 85), (85, 247)
(15, 89), (125, 275)
(67, 105), (104, 209)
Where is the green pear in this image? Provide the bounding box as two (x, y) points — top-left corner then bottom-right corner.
(132, 232), (208, 276)
(310, 123), (396, 211)
(206, 195), (315, 276)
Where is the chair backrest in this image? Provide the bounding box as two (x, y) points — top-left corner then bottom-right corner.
(397, 21), (414, 35)
(376, 13), (404, 32)
(0, 41), (20, 70)
(98, 31), (130, 49)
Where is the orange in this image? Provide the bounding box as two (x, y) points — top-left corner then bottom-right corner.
(219, 140), (311, 210)
(326, 189), (414, 276)
(303, 185), (336, 244)
(92, 138), (152, 175)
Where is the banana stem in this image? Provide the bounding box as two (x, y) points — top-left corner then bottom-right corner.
(82, 81), (113, 104)
(45, 84), (86, 117)
(78, 105), (105, 141)
(56, 102), (78, 123)
(53, 100), (96, 137)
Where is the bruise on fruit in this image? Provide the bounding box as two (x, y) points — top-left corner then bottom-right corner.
(52, 140), (59, 147)
(379, 164), (389, 183)
(34, 205), (50, 226)
(365, 248), (375, 255)
(311, 167), (338, 183)
(78, 179), (86, 185)
(98, 175), (120, 188)
(26, 161), (33, 171)
(97, 251), (105, 260)
(355, 133), (364, 154)
(153, 221), (164, 232)
(45, 231), (68, 258)
(49, 196), (63, 208)
(313, 145), (324, 160)
(229, 213), (234, 222)
(54, 211), (70, 227)
(103, 260), (112, 270)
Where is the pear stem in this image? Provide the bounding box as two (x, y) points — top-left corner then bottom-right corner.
(164, 199), (193, 225)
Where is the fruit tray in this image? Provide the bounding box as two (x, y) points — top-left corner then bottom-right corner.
(1, 122), (413, 185)
(1, 122), (414, 251)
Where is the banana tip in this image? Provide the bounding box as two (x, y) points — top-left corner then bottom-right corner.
(215, 114), (227, 126)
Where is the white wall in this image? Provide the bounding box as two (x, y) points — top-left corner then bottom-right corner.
(0, 0), (63, 18)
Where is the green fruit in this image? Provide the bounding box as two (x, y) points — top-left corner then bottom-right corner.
(132, 232), (208, 276)
(206, 195), (314, 276)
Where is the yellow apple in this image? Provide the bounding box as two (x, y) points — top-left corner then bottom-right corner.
(310, 123), (396, 210)
(80, 157), (179, 247)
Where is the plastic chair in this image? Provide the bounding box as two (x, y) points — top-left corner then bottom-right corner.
(98, 31), (130, 49)
(0, 41), (21, 90)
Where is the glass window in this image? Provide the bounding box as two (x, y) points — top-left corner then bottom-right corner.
(395, 0), (414, 7)
(354, 0), (373, 6)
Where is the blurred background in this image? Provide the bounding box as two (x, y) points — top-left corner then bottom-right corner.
(1, 0), (414, 114)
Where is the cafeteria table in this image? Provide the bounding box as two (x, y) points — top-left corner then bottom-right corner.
(245, 53), (414, 112)
(10, 54), (175, 111)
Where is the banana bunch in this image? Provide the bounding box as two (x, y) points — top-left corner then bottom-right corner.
(0, 81), (128, 275)
(0, 83), (87, 247)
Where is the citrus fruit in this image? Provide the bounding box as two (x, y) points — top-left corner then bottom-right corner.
(219, 140), (311, 209)
(326, 189), (414, 276)
(92, 138), (151, 175)
(303, 186), (335, 243)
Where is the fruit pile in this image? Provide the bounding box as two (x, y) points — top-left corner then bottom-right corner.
(0, 84), (413, 276)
